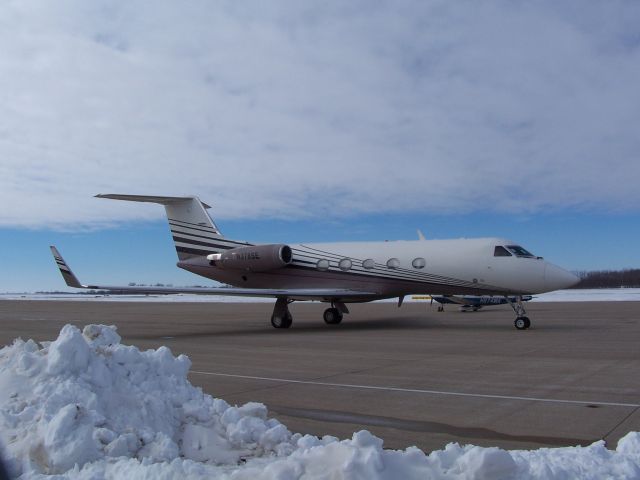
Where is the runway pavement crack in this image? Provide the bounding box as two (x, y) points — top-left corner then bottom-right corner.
(602, 405), (640, 447)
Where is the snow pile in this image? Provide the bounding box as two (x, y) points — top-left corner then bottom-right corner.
(1, 325), (639, 479)
(0, 325), (293, 478)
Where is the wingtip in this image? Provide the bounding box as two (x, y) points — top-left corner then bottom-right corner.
(49, 246), (83, 288)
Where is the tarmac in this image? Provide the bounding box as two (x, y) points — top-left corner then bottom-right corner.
(1, 299), (639, 453)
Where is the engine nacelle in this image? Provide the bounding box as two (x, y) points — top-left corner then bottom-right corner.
(207, 244), (292, 272)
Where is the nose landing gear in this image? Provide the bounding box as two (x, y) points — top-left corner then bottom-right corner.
(508, 296), (531, 330)
(514, 316), (531, 330)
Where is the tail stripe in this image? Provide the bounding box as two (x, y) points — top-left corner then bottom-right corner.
(168, 217), (219, 230)
(169, 225), (219, 236)
(168, 226), (251, 248)
(170, 229), (250, 247)
(169, 227), (223, 242)
(168, 219), (219, 234)
(172, 236), (234, 250)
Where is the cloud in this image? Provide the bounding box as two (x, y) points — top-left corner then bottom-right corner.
(1, 0), (639, 229)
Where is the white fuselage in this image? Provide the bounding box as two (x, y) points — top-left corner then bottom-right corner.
(180, 237), (578, 298)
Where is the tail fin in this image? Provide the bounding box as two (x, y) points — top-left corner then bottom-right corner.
(96, 194), (229, 260)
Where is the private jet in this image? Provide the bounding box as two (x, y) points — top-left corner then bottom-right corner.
(51, 195), (578, 330)
(427, 294), (533, 312)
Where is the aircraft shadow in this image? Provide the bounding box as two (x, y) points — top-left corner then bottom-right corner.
(124, 310), (596, 342)
(124, 314), (540, 341)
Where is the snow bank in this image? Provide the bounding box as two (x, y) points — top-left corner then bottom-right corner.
(1, 325), (639, 479)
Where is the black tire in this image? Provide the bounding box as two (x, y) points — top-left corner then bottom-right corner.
(323, 307), (343, 325)
(523, 317), (531, 329)
(514, 317), (527, 330)
(271, 311), (293, 328)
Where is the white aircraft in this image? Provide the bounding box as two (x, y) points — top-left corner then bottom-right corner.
(51, 195), (578, 330)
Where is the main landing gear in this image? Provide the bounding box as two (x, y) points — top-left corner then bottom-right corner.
(323, 307), (343, 325)
(271, 298), (293, 329)
(507, 296), (531, 330)
(324, 301), (348, 325)
(270, 299), (349, 328)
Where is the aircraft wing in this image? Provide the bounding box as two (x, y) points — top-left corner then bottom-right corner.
(50, 246), (382, 302)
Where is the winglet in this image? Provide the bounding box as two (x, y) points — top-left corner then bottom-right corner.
(50, 246), (84, 288)
(417, 229), (426, 241)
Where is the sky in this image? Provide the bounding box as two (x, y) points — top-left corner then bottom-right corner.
(1, 1), (640, 291)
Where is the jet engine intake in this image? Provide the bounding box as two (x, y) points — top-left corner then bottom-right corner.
(207, 244), (293, 272)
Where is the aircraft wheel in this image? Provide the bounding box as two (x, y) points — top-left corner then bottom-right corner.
(271, 311), (293, 329)
(437, 305), (444, 312)
(514, 317), (529, 330)
(323, 307), (343, 325)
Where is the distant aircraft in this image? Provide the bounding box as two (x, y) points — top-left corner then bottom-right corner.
(51, 195), (578, 330)
(424, 294), (533, 312)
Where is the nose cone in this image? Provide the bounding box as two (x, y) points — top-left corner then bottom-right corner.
(545, 263), (579, 292)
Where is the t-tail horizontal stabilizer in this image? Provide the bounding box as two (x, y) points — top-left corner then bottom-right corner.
(50, 246), (84, 288)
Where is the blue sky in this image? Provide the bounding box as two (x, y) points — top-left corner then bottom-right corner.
(1, 1), (640, 291)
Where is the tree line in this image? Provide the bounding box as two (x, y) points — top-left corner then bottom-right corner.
(571, 269), (640, 289)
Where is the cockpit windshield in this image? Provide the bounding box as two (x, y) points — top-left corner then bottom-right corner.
(493, 246), (512, 257)
(506, 245), (535, 258)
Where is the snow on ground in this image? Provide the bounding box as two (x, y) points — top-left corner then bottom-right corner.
(0, 293), (275, 303)
(531, 288), (640, 302)
(0, 325), (639, 479)
(3, 288), (640, 303)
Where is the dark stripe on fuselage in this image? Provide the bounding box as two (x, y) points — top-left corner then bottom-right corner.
(300, 243), (486, 288)
(171, 228), (466, 286)
(289, 259), (477, 289)
(290, 246), (480, 289)
(173, 237), (499, 291)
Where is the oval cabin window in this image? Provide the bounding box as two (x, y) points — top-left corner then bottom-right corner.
(362, 259), (375, 269)
(412, 257), (426, 269)
(386, 258), (400, 269)
(339, 258), (352, 271)
(316, 259), (330, 271)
